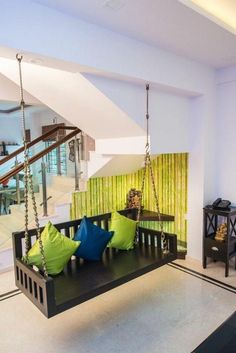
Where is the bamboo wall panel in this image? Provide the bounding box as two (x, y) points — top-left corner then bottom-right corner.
(71, 153), (188, 244)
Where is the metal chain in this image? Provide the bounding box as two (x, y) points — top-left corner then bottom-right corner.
(28, 168), (48, 276)
(137, 84), (150, 223)
(137, 84), (169, 253)
(137, 145), (149, 222)
(135, 146), (148, 244)
(16, 54), (30, 258)
(146, 84), (149, 147)
(16, 54), (48, 276)
(147, 152), (168, 253)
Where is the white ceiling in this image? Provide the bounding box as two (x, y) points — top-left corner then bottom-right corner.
(33, 0), (236, 68)
(185, 0), (236, 31)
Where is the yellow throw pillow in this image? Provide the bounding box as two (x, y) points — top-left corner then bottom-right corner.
(24, 221), (80, 275)
(109, 212), (137, 250)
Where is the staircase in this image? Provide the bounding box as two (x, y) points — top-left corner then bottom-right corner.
(0, 57), (148, 266)
(0, 176), (82, 250)
(0, 126), (81, 249)
(0, 130), (147, 255)
(0, 57), (144, 141)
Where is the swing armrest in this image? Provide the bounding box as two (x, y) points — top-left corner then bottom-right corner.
(14, 257), (56, 318)
(15, 258), (50, 281)
(162, 232), (177, 256)
(137, 226), (177, 256)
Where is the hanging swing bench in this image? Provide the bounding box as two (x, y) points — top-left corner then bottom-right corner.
(13, 56), (177, 318)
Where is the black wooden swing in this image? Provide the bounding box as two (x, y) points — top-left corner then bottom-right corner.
(12, 57), (177, 318)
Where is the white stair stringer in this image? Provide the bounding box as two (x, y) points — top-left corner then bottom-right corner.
(50, 175), (87, 194)
(0, 58), (145, 140)
(87, 152), (113, 178)
(91, 154), (146, 177)
(0, 57), (149, 250)
(95, 136), (147, 155)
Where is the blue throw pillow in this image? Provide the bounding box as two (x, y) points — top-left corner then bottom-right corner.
(74, 216), (114, 261)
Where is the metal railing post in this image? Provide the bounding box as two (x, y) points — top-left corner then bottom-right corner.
(40, 160), (52, 217)
(0, 128), (81, 185)
(15, 157), (21, 205)
(56, 146), (62, 176)
(74, 136), (81, 191)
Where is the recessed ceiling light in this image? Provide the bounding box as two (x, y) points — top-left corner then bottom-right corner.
(103, 0), (125, 11)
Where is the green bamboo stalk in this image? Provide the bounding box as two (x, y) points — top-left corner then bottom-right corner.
(117, 175), (121, 210)
(71, 152), (188, 244)
(108, 176), (112, 212)
(103, 177), (108, 213)
(112, 176), (116, 211)
(96, 177), (100, 215)
(90, 179), (94, 216)
(97, 177), (101, 214)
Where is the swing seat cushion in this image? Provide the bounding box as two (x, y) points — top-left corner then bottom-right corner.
(73, 216), (114, 261)
(24, 221), (80, 275)
(108, 211), (137, 250)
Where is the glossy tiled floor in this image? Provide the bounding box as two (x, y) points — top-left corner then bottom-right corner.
(193, 311), (236, 353)
(176, 256), (236, 286)
(1, 260), (236, 353)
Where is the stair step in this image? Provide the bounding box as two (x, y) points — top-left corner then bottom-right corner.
(0, 176), (87, 249)
(51, 175), (87, 192)
(0, 214), (25, 230)
(0, 224), (10, 248)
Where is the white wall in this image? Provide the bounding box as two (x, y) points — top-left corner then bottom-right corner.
(0, 73), (40, 105)
(84, 74), (190, 154)
(26, 109), (73, 179)
(0, 114), (21, 144)
(0, 107), (68, 144)
(187, 96), (205, 260)
(0, 0), (219, 261)
(0, 61), (145, 140)
(0, 107), (72, 179)
(87, 73), (218, 261)
(28, 109), (71, 140)
(216, 66), (236, 202)
(0, 0), (213, 95)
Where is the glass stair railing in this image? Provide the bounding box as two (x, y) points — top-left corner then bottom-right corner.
(0, 126), (82, 250)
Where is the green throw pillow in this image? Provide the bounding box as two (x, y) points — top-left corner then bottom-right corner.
(24, 221), (80, 275)
(109, 212), (137, 250)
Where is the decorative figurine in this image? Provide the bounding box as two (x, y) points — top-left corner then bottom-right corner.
(215, 223), (227, 242)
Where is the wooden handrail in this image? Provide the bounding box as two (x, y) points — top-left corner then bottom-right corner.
(0, 125), (78, 166)
(0, 127), (81, 184)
